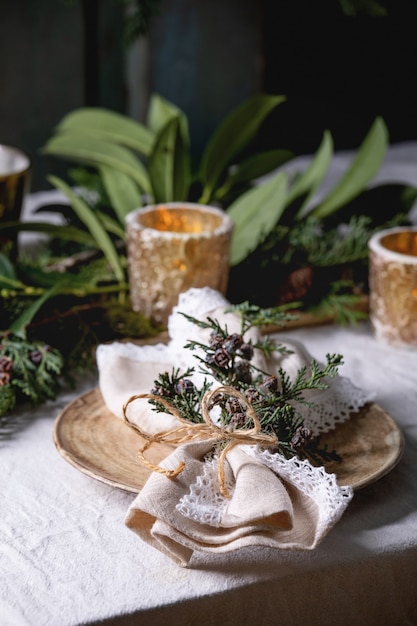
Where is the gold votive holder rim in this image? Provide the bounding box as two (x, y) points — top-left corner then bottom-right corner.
(125, 202), (233, 238)
(368, 226), (417, 265)
(0, 145), (31, 180)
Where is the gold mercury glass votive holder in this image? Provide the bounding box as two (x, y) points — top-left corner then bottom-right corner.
(125, 202), (234, 325)
(0, 145), (31, 258)
(368, 226), (417, 348)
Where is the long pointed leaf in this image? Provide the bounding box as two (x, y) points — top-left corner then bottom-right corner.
(9, 283), (62, 338)
(286, 130), (333, 217)
(173, 116), (191, 201)
(99, 164), (143, 224)
(227, 171), (288, 266)
(0, 252), (17, 288)
(56, 107), (154, 156)
(147, 94), (183, 134)
(0, 221), (95, 245)
(42, 134), (151, 194)
(149, 115), (191, 202)
(199, 94), (286, 203)
(311, 117), (388, 219)
(48, 176), (125, 282)
(215, 149), (293, 201)
(93, 210), (125, 239)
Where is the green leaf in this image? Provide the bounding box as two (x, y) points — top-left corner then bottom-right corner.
(9, 283), (62, 339)
(215, 149), (293, 201)
(99, 164), (143, 224)
(149, 115), (191, 202)
(0, 221), (95, 246)
(0, 253), (17, 281)
(199, 94), (286, 203)
(48, 176), (125, 282)
(147, 94), (183, 134)
(311, 117), (388, 219)
(42, 133), (151, 194)
(93, 210), (125, 240)
(55, 107), (155, 156)
(173, 116), (191, 201)
(286, 130), (333, 217)
(227, 171), (288, 266)
(18, 265), (98, 290)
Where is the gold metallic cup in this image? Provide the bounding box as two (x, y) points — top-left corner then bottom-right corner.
(0, 145), (31, 257)
(368, 227), (417, 348)
(126, 202), (234, 324)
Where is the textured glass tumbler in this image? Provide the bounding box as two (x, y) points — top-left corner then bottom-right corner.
(126, 202), (234, 324)
(0, 145), (31, 257)
(368, 227), (417, 348)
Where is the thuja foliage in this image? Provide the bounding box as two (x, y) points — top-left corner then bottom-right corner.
(0, 337), (64, 416)
(149, 304), (342, 465)
(0, 244), (162, 420)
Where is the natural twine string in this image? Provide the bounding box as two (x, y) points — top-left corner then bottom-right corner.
(122, 385), (278, 497)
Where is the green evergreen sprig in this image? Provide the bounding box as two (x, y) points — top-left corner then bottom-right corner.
(149, 308), (343, 465)
(0, 335), (64, 416)
(150, 367), (212, 424)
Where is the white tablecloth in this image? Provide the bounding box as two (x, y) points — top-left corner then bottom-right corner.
(2, 143), (417, 625)
(1, 321), (417, 626)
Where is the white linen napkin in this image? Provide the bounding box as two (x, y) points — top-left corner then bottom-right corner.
(97, 287), (372, 566)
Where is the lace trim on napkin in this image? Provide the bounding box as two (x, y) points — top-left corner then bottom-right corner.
(96, 341), (170, 364)
(296, 376), (376, 436)
(176, 457), (233, 526)
(177, 447), (353, 528)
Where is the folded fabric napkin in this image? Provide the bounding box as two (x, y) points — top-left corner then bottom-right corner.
(96, 287), (373, 566)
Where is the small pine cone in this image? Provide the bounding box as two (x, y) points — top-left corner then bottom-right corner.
(226, 396), (243, 414)
(0, 356), (13, 372)
(207, 391), (223, 410)
(29, 350), (43, 366)
(211, 348), (231, 369)
(245, 387), (262, 404)
(238, 342), (254, 361)
(0, 356), (13, 386)
(209, 331), (224, 349)
(290, 426), (312, 452)
(150, 385), (171, 398)
(234, 360), (252, 384)
(0, 371), (11, 386)
(229, 412), (247, 428)
(222, 333), (243, 356)
(278, 266), (314, 305)
(262, 375), (279, 394)
(174, 379), (195, 395)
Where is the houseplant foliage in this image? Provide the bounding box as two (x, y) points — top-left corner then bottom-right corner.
(38, 92), (414, 308)
(0, 92), (415, 418)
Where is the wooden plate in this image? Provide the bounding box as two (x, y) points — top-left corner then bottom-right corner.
(53, 387), (404, 493)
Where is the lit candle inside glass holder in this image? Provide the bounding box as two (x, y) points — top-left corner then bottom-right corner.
(368, 227), (417, 347)
(126, 202), (234, 324)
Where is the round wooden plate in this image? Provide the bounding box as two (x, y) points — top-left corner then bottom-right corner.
(53, 387), (404, 493)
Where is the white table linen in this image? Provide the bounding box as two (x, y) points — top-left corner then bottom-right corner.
(2, 142), (417, 625)
(1, 321), (417, 626)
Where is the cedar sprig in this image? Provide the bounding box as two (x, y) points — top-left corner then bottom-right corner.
(149, 308), (343, 465)
(150, 367), (212, 424)
(225, 301), (300, 334)
(0, 335), (64, 416)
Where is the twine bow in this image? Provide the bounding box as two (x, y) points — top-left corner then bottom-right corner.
(122, 385), (278, 497)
